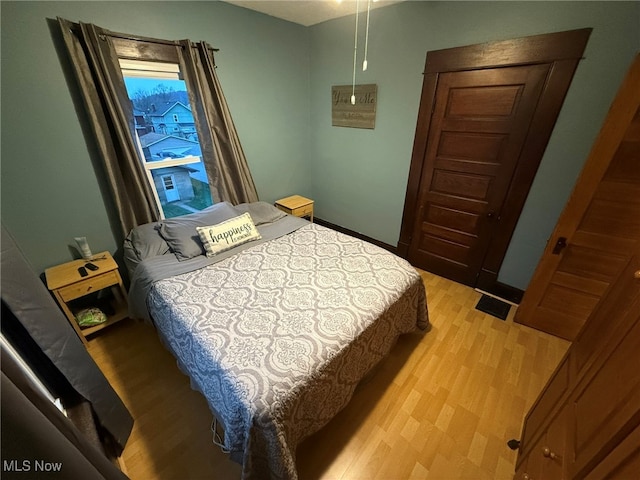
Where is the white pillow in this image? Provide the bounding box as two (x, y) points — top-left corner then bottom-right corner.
(196, 213), (261, 257)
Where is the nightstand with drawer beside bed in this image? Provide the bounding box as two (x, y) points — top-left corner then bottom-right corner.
(275, 195), (314, 222)
(45, 251), (128, 346)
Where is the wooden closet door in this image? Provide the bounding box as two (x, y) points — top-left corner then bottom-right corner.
(398, 29), (591, 294)
(514, 249), (640, 480)
(407, 65), (549, 286)
(568, 252), (640, 478)
(515, 54), (640, 341)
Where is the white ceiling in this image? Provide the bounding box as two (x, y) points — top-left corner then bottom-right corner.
(224, 0), (404, 27)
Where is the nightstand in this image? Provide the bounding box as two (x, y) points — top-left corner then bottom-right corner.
(275, 195), (314, 222)
(45, 252), (128, 346)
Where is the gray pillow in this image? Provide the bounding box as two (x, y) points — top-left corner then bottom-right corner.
(123, 221), (170, 277)
(157, 202), (241, 261)
(235, 201), (287, 225)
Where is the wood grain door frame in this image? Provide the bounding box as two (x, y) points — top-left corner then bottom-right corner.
(398, 29), (591, 295)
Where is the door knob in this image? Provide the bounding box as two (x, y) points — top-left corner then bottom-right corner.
(635, 270), (640, 280)
(542, 447), (560, 460)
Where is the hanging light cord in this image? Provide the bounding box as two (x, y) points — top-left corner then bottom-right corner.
(363, 0), (371, 71)
(351, 0), (359, 105)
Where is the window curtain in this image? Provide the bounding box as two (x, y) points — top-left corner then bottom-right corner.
(0, 223), (134, 456)
(57, 18), (158, 240)
(180, 41), (259, 205)
(57, 19), (259, 238)
(2, 354), (129, 480)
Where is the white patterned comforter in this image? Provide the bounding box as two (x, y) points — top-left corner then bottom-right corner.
(147, 223), (429, 479)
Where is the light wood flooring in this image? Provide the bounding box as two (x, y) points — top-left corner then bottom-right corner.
(87, 270), (569, 479)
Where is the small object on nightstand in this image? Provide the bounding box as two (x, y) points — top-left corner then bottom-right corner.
(275, 195), (314, 223)
(75, 308), (107, 327)
(74, 236), (93, 259)
(45, 251), (128, 346)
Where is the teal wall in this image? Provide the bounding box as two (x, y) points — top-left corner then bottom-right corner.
(308, 1), (639, 290)
(2, 1), (638, 290)
(1, 1), (310, 272)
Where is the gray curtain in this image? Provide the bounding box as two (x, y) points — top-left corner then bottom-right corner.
(57, 18), (158, 240)
(2, 359), (129, 480)
(1, 224), (134, 454)
(57, 18), (259, 239)
(180, 41), (259, 205)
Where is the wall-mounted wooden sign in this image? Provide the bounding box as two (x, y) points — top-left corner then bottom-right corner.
(332, 84), (377, 129)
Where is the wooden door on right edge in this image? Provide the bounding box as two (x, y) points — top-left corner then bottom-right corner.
(515, 54), (640, 341)
(514, 249), (640, 480)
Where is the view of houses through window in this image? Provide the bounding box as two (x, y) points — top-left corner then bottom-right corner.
(120, 60), (213, 218)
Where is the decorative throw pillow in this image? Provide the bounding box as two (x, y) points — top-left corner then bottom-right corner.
(196, 213), (261, 257)
(157, 202), (241, 261)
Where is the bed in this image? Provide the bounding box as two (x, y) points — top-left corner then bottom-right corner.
(125, 201), (429, 479)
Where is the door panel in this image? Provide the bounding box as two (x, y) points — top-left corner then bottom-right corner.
(573, 313), (640, 474)
(408, 64), (549, 284)
(583, 424), (640, 480)
(447, 84), (522, 116)
(517, 406), (570, 480)
(515, 55), (640, 340)
(568, 252), (640, 479)
(399, 30), (592, 294)
(514, 250), (640, 480)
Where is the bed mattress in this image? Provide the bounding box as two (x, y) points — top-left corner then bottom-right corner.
(137, 222), (428, 479)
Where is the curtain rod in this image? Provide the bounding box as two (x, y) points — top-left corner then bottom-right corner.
(107, 31), (220, 52)
(62, 18), (219, 52)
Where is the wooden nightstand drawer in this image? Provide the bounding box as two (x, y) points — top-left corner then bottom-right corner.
(57, 271), (119, 302)
(293, 203), (314, 217)
(275, 195), (314, 222)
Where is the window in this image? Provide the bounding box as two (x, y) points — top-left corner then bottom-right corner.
(57, 19), (258, 236)
(119, 59), (213, 218)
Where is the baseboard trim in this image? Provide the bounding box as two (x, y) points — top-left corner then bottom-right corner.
(476, 269), (525, 304)
(477, 282), (524, 305)
(314, 218), (397, 254)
